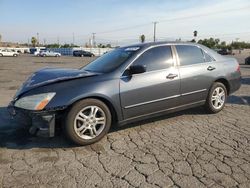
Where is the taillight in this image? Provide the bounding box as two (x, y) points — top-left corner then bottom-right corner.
(236, 64), (240, 72)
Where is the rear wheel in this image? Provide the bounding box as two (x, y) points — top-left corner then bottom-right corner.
(0, 53), (3, 57)
(13, 54), (17, 57)
(205, 82), (227, 113)
(64, 99), (112, 145)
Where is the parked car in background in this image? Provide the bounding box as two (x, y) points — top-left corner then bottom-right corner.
(0, 49), (19, 57)
(245, 56), (250, 65)
(39, 50), (61, 57)
(73, 50), (95, 57)
(8, 42), (241, 145)
(217, 49), (234, 55)
(30, 47), (46, 55)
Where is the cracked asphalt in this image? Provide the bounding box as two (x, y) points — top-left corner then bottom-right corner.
(0, 54), (250, 188)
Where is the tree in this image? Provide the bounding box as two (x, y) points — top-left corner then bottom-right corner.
(198, 38), (220, 48)
(31, 37), (37, 47)
(140, 34), (145, 43)
(45, 43), (60, 48)
(106, 44), (112, 48)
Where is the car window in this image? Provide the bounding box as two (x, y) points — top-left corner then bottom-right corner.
(202, 50), (214, 62)
(132, 46), (173, 72)
(176, 45), (205, 66)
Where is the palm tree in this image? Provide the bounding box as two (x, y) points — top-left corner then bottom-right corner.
(140, 35), (145, 43)
(31, 37), (37, 47)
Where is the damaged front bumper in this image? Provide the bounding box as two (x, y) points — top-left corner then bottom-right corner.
(8, 101), (56, 137)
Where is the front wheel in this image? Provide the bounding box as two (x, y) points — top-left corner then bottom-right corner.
(205, 82), (227, 113)
(64, 99), (112, 145)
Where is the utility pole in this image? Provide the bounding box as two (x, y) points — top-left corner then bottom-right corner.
(92, 33), (96, 47)
(72, 32), (75, 45)
(37, 32), (39, 45)
(153, 21), (158, 42)
(0, 34), (2, 47)
(57, 36), (60, 46)
(43, 38), (46, 45)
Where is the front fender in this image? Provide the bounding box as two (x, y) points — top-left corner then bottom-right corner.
(28, 77), (123, 121)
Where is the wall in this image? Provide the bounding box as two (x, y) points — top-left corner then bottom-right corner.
(47, 47), (113, 56)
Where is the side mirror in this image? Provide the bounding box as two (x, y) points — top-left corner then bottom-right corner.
(129, 65), (146, 75)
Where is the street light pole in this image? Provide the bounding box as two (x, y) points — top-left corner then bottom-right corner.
(92, 33), (96, 47)
(153, 21), (158, 42)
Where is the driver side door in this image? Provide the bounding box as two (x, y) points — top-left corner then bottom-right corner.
(120, 45), (181, 120)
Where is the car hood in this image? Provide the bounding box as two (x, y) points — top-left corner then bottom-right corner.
(15, 68), (99, 97)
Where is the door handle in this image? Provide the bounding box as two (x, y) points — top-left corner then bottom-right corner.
(207, 66), (216, 71)
(166, 73), (178, 79)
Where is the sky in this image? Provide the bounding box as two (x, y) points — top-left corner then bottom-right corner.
(0, 0), (250, 46)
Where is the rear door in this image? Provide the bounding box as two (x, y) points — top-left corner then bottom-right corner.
(120, 45), (181, 119)
(174, 44), (218, 104)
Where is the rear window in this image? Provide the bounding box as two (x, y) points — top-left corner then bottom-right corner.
(176, 45), (205, 66)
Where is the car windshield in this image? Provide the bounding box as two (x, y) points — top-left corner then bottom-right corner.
(82, 47), (140, 73)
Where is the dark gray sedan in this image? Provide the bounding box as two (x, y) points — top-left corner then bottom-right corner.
(9, 42), (241, 145)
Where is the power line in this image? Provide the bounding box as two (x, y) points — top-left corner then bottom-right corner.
(22, 5), (250, 44)
(158, 6), (250, 23)
(95, 5), (250, 36)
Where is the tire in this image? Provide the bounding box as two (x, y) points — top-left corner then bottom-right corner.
(205, 82), (227, 113)
(0, 53), (3, 57)
(64, 99), (112, 145)
(55, 54), (59, 57)
(13, 54), (17, 57)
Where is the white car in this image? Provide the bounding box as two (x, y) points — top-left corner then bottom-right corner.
(39, 50), (61, 57)
(0, 49), (19, 57)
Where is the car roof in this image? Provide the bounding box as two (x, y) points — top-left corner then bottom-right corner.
(121, 41), (225, 61)
(121, 41), (200, 49)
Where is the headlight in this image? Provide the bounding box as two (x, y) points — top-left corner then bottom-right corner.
(14, 93), (56, 110)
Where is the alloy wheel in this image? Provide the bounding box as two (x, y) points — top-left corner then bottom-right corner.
(73, 105), (106, 140)
(211, 86), (225, 109)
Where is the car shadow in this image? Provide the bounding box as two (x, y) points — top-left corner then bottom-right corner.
(0, 106), (207, 150)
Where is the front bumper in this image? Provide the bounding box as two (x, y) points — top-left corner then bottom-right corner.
(8, 102), (56, 137)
